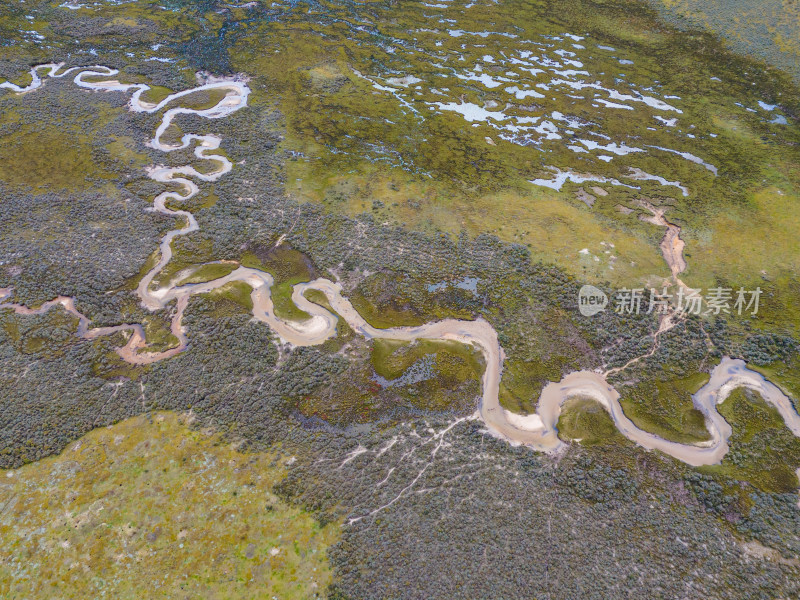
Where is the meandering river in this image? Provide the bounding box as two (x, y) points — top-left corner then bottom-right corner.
(2, 64), (799, 468)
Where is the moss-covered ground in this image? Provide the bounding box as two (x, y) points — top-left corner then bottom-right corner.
(557, 397), (628, 447)
(619, 372), (712, 444)
(242, 245), (317, 322)
(293, 337), (485, 423)
(0, 89), (145, 194)
(0, 412), (337, 599)
(700, 387), (800, 493)
(371, 338), (485, 383)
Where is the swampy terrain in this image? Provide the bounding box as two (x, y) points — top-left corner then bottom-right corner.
(1, 0), (800, 598)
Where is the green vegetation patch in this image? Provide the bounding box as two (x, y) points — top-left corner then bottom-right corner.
(499, 356), (579, 414)
(557, 397), (626, 447)
(137, 85), (229, 112)
(296, 337), (485, 423)
(371, 338), (485, 383)
(177, 87), (230, 111)
(369, 338), (485, 412)
(700, 387), (800, 493)
(0, 412), (337, 599)
(141, 312), (180, 352)
(207, 280), (255, 315)
(349, 271), (474, 329)
(619, 372), (712, 444)
(138, 84), (173, 105)
(0, 108), (118, 193)
(242, 244), (318, 323)
(149, 238), (217, 290)
(176, 261), (237, 285)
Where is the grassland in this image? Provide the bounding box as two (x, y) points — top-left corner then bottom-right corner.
(141, 312), (181, 352)
(619, 372), (712, 444)
(142, 86), (230, 111)
(293, 337), (485, 422)
(0, 96), (134, 194)
(176, 262), (238, 285)
(242, 245), (317, 322)
(348, 271), (476, 330)
(499, 354), (589, 415)
(647, 0), (800, 82)
(752, 355), (800, 402)
(371, 338), (486, 383)
(224, 0), (800, 336)
(700, 387), (800, 493)
(0, 412), (337, 599)
(557, 397), (627, 446)
(207, 280), (255, 313)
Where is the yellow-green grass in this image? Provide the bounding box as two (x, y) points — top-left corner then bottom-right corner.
(207, 280), (255, 313)
(348, 289), (429, 329)
(283, 110), (800, 321)
(699, 387), (800, 493)
(141, 313), (180, 352)
(0, 65), (33, 88)
(0, 113), (118, 193)
(241, 246), (317, 322)
(371, 338), (485, 382)
(0, 412), (337, 599)
(498, 356), (580, 414)
(147, 239), (218, 290)
(680, 183), (800, 289)
(178, 88), (231, 111)
(303, 288), (334, 314)
(139, 86), (230, 111)
(752, 356), (800, 404)
(619, 372), (712, 445)
(347, 271), (476, 330)
(270, 280), (311, 323)
(193, 152), (230, 176)
(288, 163), (668, 287)
(557, 397), (627, 447)
(176, 262), (238, 285)
(139, 85), (173, 105)
(105, 134), (151, 169)
(106, 15), (140, 27)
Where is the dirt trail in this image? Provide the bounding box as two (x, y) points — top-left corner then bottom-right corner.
(636, 198), (687, 282)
